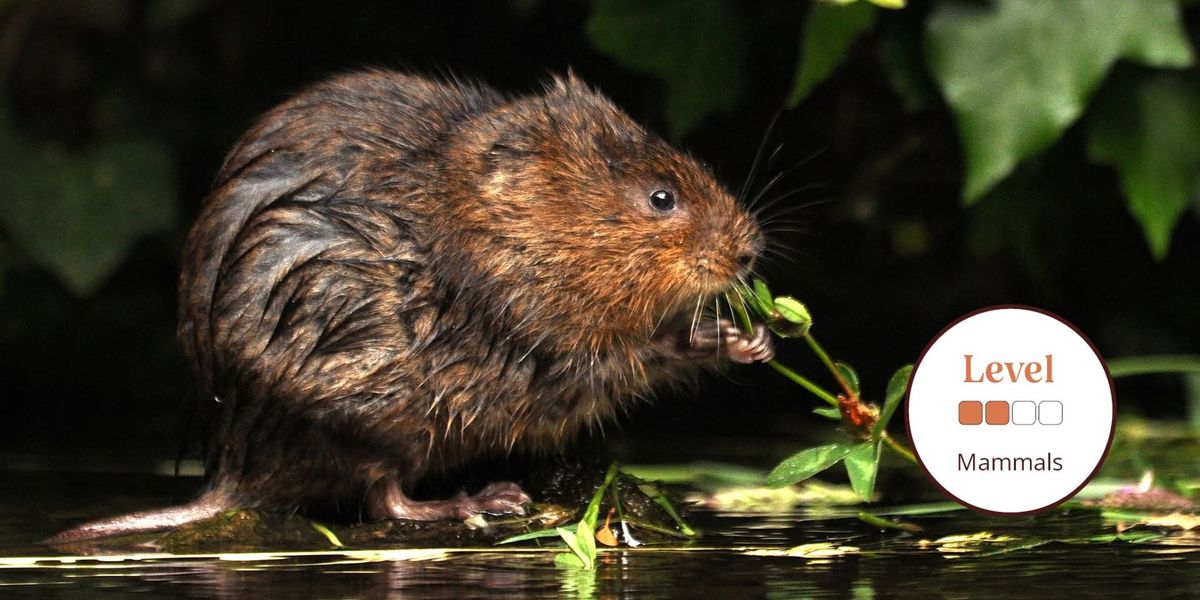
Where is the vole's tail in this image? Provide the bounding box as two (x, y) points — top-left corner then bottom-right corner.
(44, 492), (229, 545)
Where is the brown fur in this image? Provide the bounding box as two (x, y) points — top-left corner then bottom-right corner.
(48, 70), (765, 543)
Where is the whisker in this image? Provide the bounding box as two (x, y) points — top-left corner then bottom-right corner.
(738, 111), (782, 204)
(688, 295), (703, 345)
(752, 187), (832, 221)
(713, 296), (722, 352)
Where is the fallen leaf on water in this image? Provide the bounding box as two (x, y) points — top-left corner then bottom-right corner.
(745, 542), (860, 559)
(919, 532), (1015, 553)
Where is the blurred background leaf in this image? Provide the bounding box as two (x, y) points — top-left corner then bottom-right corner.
(1088, 72), (1200, 259)
(926, 0), (1194, 204)
(788, 0), (877, 107)
(0, 116), (176, 296)
(586, 0), (746, 138)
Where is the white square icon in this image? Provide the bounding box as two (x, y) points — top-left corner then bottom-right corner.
(1011, 401), (1036, 425)
(1038, 401), (1063, 425)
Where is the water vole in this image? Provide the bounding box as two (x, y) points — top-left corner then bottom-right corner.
(49, 70), (773, 542)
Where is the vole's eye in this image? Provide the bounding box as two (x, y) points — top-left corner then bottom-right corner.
(648, 189), (676, 212)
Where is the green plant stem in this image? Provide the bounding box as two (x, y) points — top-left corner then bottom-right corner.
(881, 432), (917, 465)
(767, 359), (840, 407)
(1107, 355), (1200, 378)
(804, 334), (857, 399)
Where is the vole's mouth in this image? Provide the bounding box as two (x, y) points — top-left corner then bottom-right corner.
(664, 286), (745, 338)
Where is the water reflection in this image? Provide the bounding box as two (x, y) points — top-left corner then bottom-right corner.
(3, 471), (1200, 598)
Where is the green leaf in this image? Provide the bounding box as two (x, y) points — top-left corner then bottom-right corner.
(813, 406), (842, 420)
(926, 0), (1194, 203)
(308, 521), (343, 548)
(1088, 73), (1200, 259)
(844, 441), (881, 501)
(878, 17), (936, 113)
(498, 527), (564, 544)
(766, 443), (852, 488)
(554, 552), (586, 569)
(873, 364), (912, 438)
(788, 0), (878, 107)
(772, 296), (812, 326)
(575, 519), (597, 569)
(867, 0), (905, 8)
(586, 0), (746, 138)
(753, 278), (773, 311)
(0, 120), (177, 296)
(834, 361), (861, 396)
(857, 510), (921, 532)
(556, 526), (593, 569)
(636, 481), (698, 537)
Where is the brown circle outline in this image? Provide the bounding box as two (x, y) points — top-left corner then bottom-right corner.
(903, 304), (1117, 516)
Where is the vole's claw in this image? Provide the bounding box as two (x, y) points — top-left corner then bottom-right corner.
(669, 319), (773, 363)
(726, 323), (774, 364)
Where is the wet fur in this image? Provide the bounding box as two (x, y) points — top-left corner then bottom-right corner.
(48, 70), (762, 543)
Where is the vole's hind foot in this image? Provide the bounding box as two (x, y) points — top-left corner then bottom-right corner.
(369, 478), (532, 522)
(452, 482), (532, 518)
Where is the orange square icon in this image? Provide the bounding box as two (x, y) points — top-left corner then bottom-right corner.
(958, 401), (983, 425)
(985, 401), (1010, 425)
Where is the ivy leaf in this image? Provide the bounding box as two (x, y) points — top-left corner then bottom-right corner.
(1088, 73), (1200, 260)
(788, 0), (878, 107)
(843, 441), (881, 501)
(926, 0), (1194, 203)
(586, 0), (746, 138)
(0, 124), (177, 297)
(873, 364), (912, 438)
(766, 443), (852, 488)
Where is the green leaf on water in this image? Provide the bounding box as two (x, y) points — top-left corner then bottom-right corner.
(857, 510), (921, 532)
(1087, 72), (1200, 260)
(813, 406), (842, 420)
(787, 0), (878, 107)
(844, 441), (881, 501)
(926, 0), (1194, 203)
(873, 364), (912, 438)
(834, 361), (861, 396)
(0, 116), (177, 296)
(766, 443), (852, 488)
(556, 526), (594, 570)
(554, 551), (586, 569)
(586, 0), (746, 138)
(574, 520), (597, 569)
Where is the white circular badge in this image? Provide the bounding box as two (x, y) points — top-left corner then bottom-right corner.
(906, 306), (1115, 514)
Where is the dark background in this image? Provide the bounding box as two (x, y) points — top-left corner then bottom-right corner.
(1, 0), (1197, 470)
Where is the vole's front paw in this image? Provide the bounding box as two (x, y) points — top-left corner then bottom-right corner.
(679, 319), (774, 364)
(723, 322), (775, 364)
